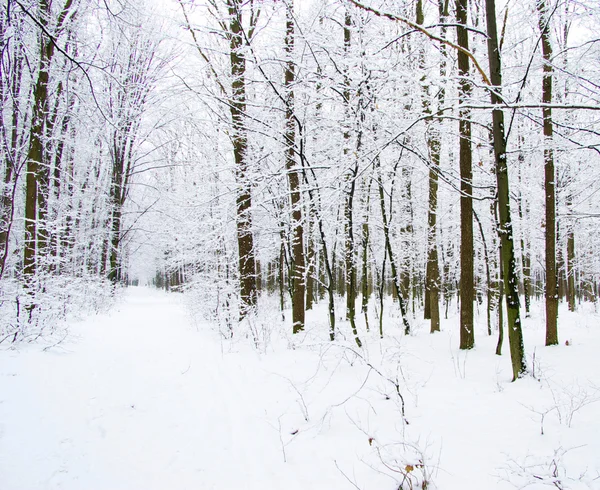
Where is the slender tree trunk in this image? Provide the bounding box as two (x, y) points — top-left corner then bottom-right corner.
(377, 227), (387, 339)
(456, 0), (474, 349)
(0, 19), (25, 279)
(474, 211), (492, 336)
(485, 0), (526, 379)
(228, 0), (258, 318)
(279, 241), (286, 321)
(342, 10), (362, 347)
(420, 0), (446, 333)
(537, 0), (558, 346)
(566, 212), (576, 312)
(496, 239), (504, 356)
(399, 165), (413, 307)
(302, 179), (336, 340)
(517, 149), (532, 317)
(360, 178), (372, 332)
(305, 208), (315, 311)
(376, 161), (411, 335)
(284, 2), (305, 333)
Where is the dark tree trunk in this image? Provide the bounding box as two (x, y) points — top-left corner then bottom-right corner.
(360, 178), (372, 333)
(228, 0), (258, 318)
(537, 0), (558, 346)
(456, 0), (474, 350)
(284, 2), (305, 333)
(23, 0), (75, 280)
(342, 10), (362, 347)
(566, 219), (576, 312)
(485, 0), (526, 379)
(305, 209), (315, 311)
(420, 0), (446, 333)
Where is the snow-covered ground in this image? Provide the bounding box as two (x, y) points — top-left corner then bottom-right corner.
(1, 287), (599, 489)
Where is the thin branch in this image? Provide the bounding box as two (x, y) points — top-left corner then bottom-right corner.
(345, 0), (492, 85)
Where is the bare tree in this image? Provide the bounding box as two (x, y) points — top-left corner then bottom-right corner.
(456, 0), (474, 350)
(537, 0), (558, 346)
(484, 0), (526, 379)
(284, 0), (305, 333)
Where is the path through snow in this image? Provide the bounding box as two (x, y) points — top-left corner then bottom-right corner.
(0, 288), (336, 490)
(2, 287), (600, 490)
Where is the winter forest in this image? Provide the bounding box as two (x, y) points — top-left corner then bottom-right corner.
(1, 0), (600, 488)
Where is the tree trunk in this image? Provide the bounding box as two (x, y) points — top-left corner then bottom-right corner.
(517, 148), (532, 317)
(566, 218), (576, 312)
(376, 160), (411, 335)
(284, 2), (305, 333)
(474, 211), (492, 336)
(23, 0), (75, 280)
(279, 241), (286, 321)
(420, 0), (446, 333)
(537, 0), (558, 346)
(485, 0), (526, 379)
(0, 15), (26, 279)
(342, 10), (362, 347)
(305, 208), (315, 311)
(228, 0), (258, 319)
(456, 0), (474, 350)
(360, 178), (372, 333)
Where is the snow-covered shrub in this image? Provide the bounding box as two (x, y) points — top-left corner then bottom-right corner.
(0, 273), (114, 346)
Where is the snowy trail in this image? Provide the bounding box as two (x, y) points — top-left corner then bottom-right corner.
(2, 287), (600, 490)
(0, 288), (303, 490)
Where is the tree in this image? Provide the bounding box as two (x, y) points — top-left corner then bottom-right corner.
(0, 3), (29, 278)
(103, 26), (165, 283)
(420, 0), (447, 333)
(23, 0), (77, 280)
(537, 0), (558, 346)
(179, 0), (261, 319)
(226, 0), (260, 319)
(456, 0), (474, 350)
(342, 9), (363, 347)
(484, 0), (526, 379)
(283, 0), (305, 333)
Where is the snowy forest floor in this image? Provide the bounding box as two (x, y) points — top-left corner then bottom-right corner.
(1, 287), (599, 490)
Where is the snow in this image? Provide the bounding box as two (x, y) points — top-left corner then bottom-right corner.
(1, 287), (599, 489)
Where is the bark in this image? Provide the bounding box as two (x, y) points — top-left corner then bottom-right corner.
(496, 240), (504, 356)
(537, 0), (558, 346)
(342, 10), (362, 347)
(566, 217), (576, 312)
(284, 3), (305, 333)
(279, 242), (286, 320)
(360, 178), (372, 333)
(305, 208), (315, 311)
(228, 0), (258, 318)
(420, 0), (447, 333)
(456, 0), (474, 350)
(485, 0), (526, 379)
(23, 0), (75, 279)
